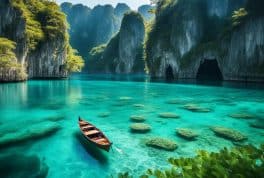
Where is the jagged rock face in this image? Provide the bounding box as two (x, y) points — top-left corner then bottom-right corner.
(114, 3), (130, 17)
(146, 0), (205, 78)
(117, 13), (145, 73)
(146, 0), (263, 82)
(61, 3), (130, 71)
(0, 1), (68, 81)
(138, 5), (155, 21)
(206, 0), (246, 17)
(90, 12), (145, 74)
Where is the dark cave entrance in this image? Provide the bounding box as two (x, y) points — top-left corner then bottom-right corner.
(165, 65), (174, 80)
(196, 59), (223, 81)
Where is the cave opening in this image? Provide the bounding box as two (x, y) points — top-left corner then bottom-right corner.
(165, 65), (174, 80)
(196, 59), (223, 81)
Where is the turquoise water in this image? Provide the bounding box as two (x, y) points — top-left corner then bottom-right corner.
(0, 74), (264, 177)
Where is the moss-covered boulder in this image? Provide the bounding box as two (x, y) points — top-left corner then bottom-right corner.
(229, 113), (255, 119)
(0, 154), (48, 178)
(130, 123), (151, 133)
(130, 115), (146, 122)
(182, 104), (211, 113)
(176, 128), (198, 140)
(159, 113), (180, 119)
(211, 126), (247, 142)
(145, 137), (178, 151)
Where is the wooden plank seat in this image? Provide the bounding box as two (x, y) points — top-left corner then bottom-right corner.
(84, 130), (100, 136)
(95, 138), (108, 144)
(82, 125), (94, 130)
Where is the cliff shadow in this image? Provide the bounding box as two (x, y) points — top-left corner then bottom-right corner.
(196, 59), (223, 81)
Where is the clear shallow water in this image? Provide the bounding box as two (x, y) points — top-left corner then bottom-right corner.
(0, 74), (264, 177)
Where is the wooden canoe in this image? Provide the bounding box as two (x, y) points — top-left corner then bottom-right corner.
(78, 117), (112, 152)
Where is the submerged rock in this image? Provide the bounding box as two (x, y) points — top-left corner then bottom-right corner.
(176, 128), (198, 140)
(133, 104), (145, 108)
(229, 113), (256, 119)
(0, 154), (48, 178)
(130, 115), (146, 122)
(182, 104), (211, 113)
(145, 137), (177, 151)
(98, 112), (110, 118)
(166, 99), (185, 105)
(249, 120), (264, 129)
(0, 122), (61, 147)
(211, 126), (247, 142)
(130, 123), (151, 133)
(158, 113), (180, 119)
(46, 115), (65, 122)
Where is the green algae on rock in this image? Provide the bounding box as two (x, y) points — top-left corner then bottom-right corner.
(211, 126), (247, 142)
(158, 112), (180, 119)
(0, 154), (48, 178)
(176, 128), (198, 140)
(145, 137), (177, 151)
(130, 123), (151, 133)
(182, 104), (211, 113)
(130, 115), (146, 122)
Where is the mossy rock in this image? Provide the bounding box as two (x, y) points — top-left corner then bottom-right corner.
(249, 120), (264, 129)
(98, 112), (110, 118)
(145, 137), (177, 151)
(130, 123), (151, 133)
(158, 113), (180, 119)
(176, 128), (198, 140)
(229, 113), (255, 119)
(130, 115), (146, 122)
(211, 126), (247, 142)
(182, 104), (211, 113)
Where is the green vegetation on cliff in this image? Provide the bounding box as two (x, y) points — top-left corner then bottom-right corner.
(0, 37), (27, 79)
(9, 0), (84, 73)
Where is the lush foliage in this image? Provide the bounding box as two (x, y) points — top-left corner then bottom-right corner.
(0, 37), (27, 79)
(11, 0), (68, 50)
(10, 0), (84, 73)
(65, 46), (84, 72)
(0, 38), (19, 68)
(118, 144), (264, 178)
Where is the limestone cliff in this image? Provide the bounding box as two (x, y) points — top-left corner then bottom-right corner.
(0, 0), (83, 82)
(89, 12), (145, 74)
(145, 0), (264, 82)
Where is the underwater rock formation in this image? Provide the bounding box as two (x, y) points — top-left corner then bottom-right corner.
(0, 0), (83, 82)
(89, 11), (145, 73)
(249, 119), (264, 129)
(182, 104), (211, 113)
(130, 115), (146, 122)
(130, 123), (151, 133)
(0, 121), (60, 147)
(176, 128), (198, 140)
(145, 137), (177, 151)
(229, 112), (255, 119)
(0, 154), (48, 178)
(159, 112), (180, 119)
(211, 126), (247, 142)
(145, 0), (264, 82)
